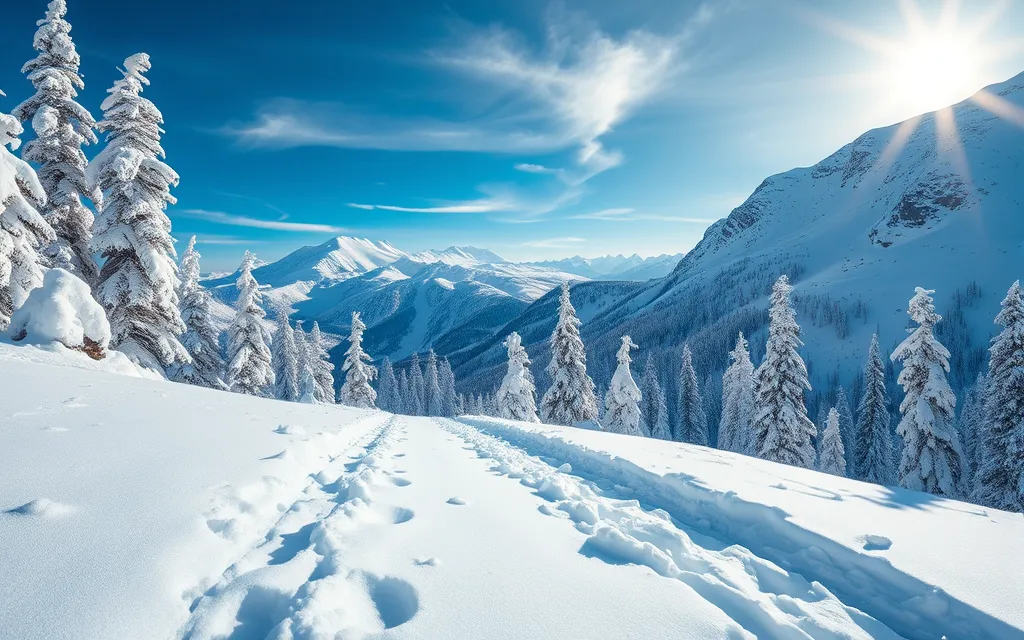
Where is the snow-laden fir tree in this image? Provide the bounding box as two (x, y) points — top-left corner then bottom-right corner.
(604, 336), (643, 436)
(298, 367), (318, 404)
(676, 344), (709, 445)
(496, 331), (539, 422)
(974, 281), (1024, 511)
(891, 287), (965, 498)
(854, 334), (893, 484)
(408, 352), (425, 416)
(14, 0), (101, 281)
(0, 90), (54, 330)
(397, 368), (411, 415)
(818, 408), (847, 476)
(423, 349), (443, 416)
(169, 236), (225, 389)
(339, 311), (377, 408)
(752, 276), (816, 468)
(226, 251), (273, 396)
(833, 387), (855, 468)
(271, 307), (299, 401)
(89, 54), (187, 371)
(308, 322), (335, 404)
(376, 357), (401, 413)
(541, 282), (600, 426)
(718, 332), (755, 454)
(957, 373), (986, 496)
(639, 354), (670, 439)
(439, 358), (459, 417)
(293, 319), (311, 392)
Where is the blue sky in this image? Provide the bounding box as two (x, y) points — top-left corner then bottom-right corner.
(2, 0), (1023, 271)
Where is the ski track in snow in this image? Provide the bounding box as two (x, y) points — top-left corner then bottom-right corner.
(181, 415), (420, 640)
(450, 417), (1023, 640)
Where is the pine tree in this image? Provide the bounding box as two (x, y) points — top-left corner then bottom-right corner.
(271, 307), (299, 401)
(397, 368), (411, 415)
(639, 354), (666, 438)
(14, 0), (100, 281)
(169, 236), (225, 389)
(439, 357), (459, 417)
(496, 331), (539, 422)
(718, 332), (755, 454)
(604, 336), (643, 436)
(676, 344), (709, 445)
(408, 352), (425, 416)
(958, 373), (987, 495)
(339, 311), (377, 408)
(0, 90), (54, 330)
(854, 334), (893, 484)
(293, 319), (312, 395)
(298, 367), (319, 404)
(974, 282), (1024, 511)
(226, 251), (273, 396)
(892, 287), (965, 497)
(834, 387), (855, 469)
(89, 54), (186, 372)
(377, 357), (401, 413)
(423, 349), (443, 416)
(541, 282), (599, 426)
(308, 321), (336, 404)
(753, 276), (816, 468)
(818, 408), (847, 476)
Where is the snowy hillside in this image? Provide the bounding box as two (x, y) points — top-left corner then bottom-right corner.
(526, 252), (685, 281)
(457, 72), (1024, 416)
(1, 345), (1021, 640)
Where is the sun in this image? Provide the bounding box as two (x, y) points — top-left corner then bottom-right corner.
(885, 29), (979, 116)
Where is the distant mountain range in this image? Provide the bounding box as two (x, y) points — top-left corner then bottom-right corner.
(525, 253), (684, 281)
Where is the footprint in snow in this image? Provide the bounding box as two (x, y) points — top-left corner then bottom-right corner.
(391, 477), (412, 487)
(446, 497), (467, 506)
(274, 424), (306, 436)
(414, 557), (440, 567)
(861, 534), (892, 551)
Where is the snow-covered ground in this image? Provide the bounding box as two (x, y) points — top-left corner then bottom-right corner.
(2, 345), (1022, 639)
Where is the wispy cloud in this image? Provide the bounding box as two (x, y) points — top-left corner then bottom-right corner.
(514, 163), (560, 175)
(178, 209), (347, 233)
(521, 236), (586, 248)
(347, 197), (515, 214)
(569, 207), (717, 222)
(191, 234), (252, 246)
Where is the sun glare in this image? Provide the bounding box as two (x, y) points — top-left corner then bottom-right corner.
(886, 30), (978, 116)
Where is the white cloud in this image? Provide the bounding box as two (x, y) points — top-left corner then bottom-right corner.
(177, 209), (347, 233)
(521, 236), (586, 248)
(569, 207), (716, 222)
(514, 163), (559, 174)
(347, 197), (515, 214)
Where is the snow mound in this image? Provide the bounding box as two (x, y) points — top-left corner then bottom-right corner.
(9, 269), (110, 352)
(4, 498), (75, 518)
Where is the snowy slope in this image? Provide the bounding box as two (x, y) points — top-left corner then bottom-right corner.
(2, 346), (1022, 639)
(526, 253), (685, 281)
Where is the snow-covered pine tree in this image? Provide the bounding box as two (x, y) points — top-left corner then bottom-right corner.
(958, 373), (986, 496)
(377, 357), (401, 413)
(89, 54), (187, 372)
(397, 368), (411, 415)
(818, 407), (847, 476)
(298, 367), (318, 404)
(423, 349), (443, 416)
(604, 336), (643, 436)
(638, 354), (664, 438)
(752, 275), (816, 468)
(293, 319), (312, 393)
(541, 282), (600, 427)
(169, 236), (225, 389)
(14, 0), (101, 281)
(718, 332), (755, 454)
(676, 344), (709, 445)
(226, 251), (273, 396)
(854, 334), (893, 484)
(891, 287), (965, 497)
(834, 387), (855, 468)
(308, 321), (336, 404)
(0, 90), (54, 330)
(974, 281), (1024, 511)
(496, 331), (539, 422)
(271, 307), (299, 401)
(439, 357), (459, 417)
(408, 352), (425, 416)
(339, 311), (377, 409)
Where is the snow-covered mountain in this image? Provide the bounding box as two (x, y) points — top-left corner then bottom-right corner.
(451, 72), (1024, 423)
(526, 253), (684, 280)
(2, 342), (1021, 639)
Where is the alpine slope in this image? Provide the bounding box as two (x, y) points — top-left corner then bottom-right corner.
(1, 345), (1022, 640)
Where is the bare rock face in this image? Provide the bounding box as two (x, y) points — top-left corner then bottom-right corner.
(869, 173), (973, 247)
